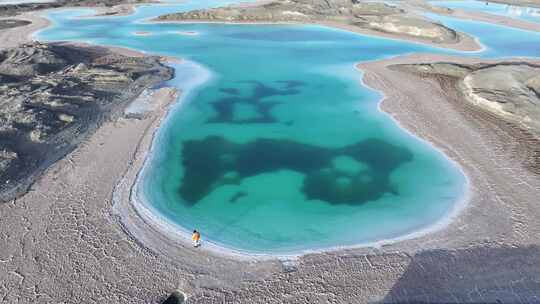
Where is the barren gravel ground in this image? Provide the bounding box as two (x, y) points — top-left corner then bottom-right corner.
(0, 11), (49, 48)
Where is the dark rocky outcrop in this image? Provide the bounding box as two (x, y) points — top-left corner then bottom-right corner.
(162, 290), (185, 304)
(0, 42), (173, 202)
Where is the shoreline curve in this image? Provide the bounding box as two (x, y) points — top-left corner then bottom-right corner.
(111, 58), (471, 261)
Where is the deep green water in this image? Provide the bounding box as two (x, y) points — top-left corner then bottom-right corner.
(37, 1), (540, 253)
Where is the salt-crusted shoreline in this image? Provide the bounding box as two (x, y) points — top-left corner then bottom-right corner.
(112, 52), (540, 267)
(111, 60), (472, 261)
(357, 53), (540, 254)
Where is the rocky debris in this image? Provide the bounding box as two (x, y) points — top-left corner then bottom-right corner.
(162, 290), (186, 304)
(281, 259), (299, 273)
(0, 19), (31, 30)
(391, 61), (540, 136)
(155, 0), (462, 44)
(0, 0), (151, 17)
(0, 42), (173, 202)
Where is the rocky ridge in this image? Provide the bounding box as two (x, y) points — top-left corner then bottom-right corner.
(392, 62), (540, 133)
(0, 42), (173, 202)
(392, 61), (540, 173)
(155, 0), (462, 44)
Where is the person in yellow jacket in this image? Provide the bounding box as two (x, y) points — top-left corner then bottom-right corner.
(192, 229), (201, 247)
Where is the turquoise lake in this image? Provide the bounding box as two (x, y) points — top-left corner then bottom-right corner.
(37, 1), (540, 253)
(431, 0), (540, 24)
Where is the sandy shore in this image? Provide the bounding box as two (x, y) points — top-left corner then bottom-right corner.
(0, 10), (50, 48)
(358, 54), (540, 249)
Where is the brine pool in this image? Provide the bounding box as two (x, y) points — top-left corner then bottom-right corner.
(37, 1), (540, 254)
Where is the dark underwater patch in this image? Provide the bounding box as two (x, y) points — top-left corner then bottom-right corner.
(219, 88), (240, 95)
(208, 80), (304, 124)
(179, 136), (413, 206)
(229, 191), (248, 203)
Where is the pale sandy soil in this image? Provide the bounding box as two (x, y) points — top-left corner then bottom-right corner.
(0, 10), (49, 48)
(406, 0), (540, 32)
(2, 2), (540, 303)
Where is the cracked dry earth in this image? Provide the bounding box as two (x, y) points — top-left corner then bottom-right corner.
(2, 49), (540, 304)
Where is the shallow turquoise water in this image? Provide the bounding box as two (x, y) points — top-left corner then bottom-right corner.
(424, 12), (540, 58)
(431, 0), (540, 24)
(36, 2), (539, 253)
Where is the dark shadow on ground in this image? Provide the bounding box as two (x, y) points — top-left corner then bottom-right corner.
(383, 245), (540, 303)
